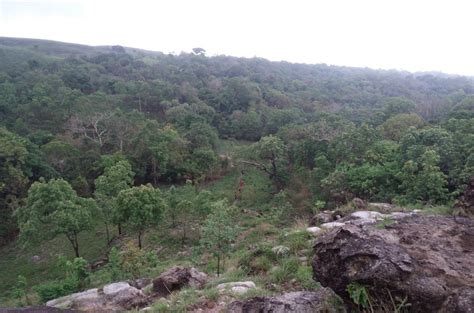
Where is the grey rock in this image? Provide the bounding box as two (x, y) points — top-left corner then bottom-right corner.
(313, 215), (474, 312)
(227, 289), (346, 312)
(306, 226), (322, 236)
(217, 281), (256, 294)
(46, 282), (148, 311)
(320, 222), (345, 229)
(309, 211), (334, 226)
(152, 266), (207, 296)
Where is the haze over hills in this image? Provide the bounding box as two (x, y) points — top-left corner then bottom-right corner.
(1, 36), (472, 79)
(0, 36), (473, 311)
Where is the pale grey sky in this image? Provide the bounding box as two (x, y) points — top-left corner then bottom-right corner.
(1, 0), (473, 76)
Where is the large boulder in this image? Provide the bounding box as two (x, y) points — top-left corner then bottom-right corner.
(46, 282), (147, 311)
(152, 266), (208, 296)
(312, 215), (474, 312)
(226, 289), (346, 313)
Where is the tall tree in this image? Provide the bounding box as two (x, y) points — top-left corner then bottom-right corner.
(200, 200), (238, 276)
(116, 185), (165, 248)
(244, 135), (288, 191)
(15, 179), (96, 257)
(94, 160), (134, 243)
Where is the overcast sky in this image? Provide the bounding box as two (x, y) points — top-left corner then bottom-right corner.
(1, 0), (473, 76)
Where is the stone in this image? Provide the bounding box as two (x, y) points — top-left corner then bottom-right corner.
(226, 289), (346, 313)
(320, 222), (345, 229)
(46, 282), (148, 311)
(217, 281), (256, 294)
(367, 202), (395, 213)
(0, 306), (79, 312)
(152, 266), (207, 296)
(46, 289), (103, 311)
(347, 218), (377, 226)
(129, 277), (152, 290)
(352, 198), (366, 210)
(312, 215), (474, 312)
(306, 226), (322, 235)
(309, 211), (334, 226)
(350, 210), (385, 220)
(30, 255), (41, 263)
(271, 245), (290, 256)
(388, 212), (414, 219)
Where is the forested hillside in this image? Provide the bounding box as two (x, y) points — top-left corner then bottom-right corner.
(0, 37), (473, 310)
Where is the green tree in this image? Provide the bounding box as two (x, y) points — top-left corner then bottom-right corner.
(15, 179), (96, 257)
(378, 113), (424, 141)
(0, 128), (29, 243)
(399, 149), (449, 204)
(94, 160), (134, 243)
(200, 200), (238, 276)
(116, 184), (165, 248)
(245, 135), (288, 191)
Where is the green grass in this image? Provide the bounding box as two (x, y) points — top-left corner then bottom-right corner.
(0, 225), (109, 305)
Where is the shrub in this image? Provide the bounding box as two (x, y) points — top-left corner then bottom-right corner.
(270, 258), (299, 284)
(346, 282), (372, 309)
(11, 275), (28, 306)
(203, 287), (219, 301)
(238, 244), (277, 274)
(34, 277), (78, 303)
(283, 230), (311, 252)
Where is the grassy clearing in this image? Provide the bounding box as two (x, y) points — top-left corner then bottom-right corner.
(0, 225), (109, 305)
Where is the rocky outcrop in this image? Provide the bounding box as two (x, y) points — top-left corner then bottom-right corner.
(46, 282), (147, 311)
(312, 215), (474, 312)
(227, 289), (346, 313)
(152, 266), (208, 296)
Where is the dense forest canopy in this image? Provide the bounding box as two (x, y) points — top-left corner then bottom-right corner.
(1, 37), (473, 246)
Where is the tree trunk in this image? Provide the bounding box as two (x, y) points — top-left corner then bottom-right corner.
(72, 233), (80, 258)
(105, 223), (110, 246)
(138, 231), (142, 249)
(182, 222), (186, 247)
(67, 232), (80, 258)
(217, 253), (220, 276)
(152, 157), (158, 186)
(118, 223), (122, 235)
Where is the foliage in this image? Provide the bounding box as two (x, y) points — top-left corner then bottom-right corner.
(270, 258), (300, 284)
(346, 282), (372, 309)
(94, 159), (134, 243)
(116, 184), (165, 248)
(34, 277), (78, 303)
(200, 199), (239, 275)
(11, 275), (28, 306)
(15, 179), (96, 257)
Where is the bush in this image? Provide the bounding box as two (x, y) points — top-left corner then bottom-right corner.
(238, 244), (277, 274)
(282, 230), (311, 252)
(270, 258), (299, 284)
(108, 243), (152, 280)
(11, 275), (28, 306)
(34, 277), (78, 303)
